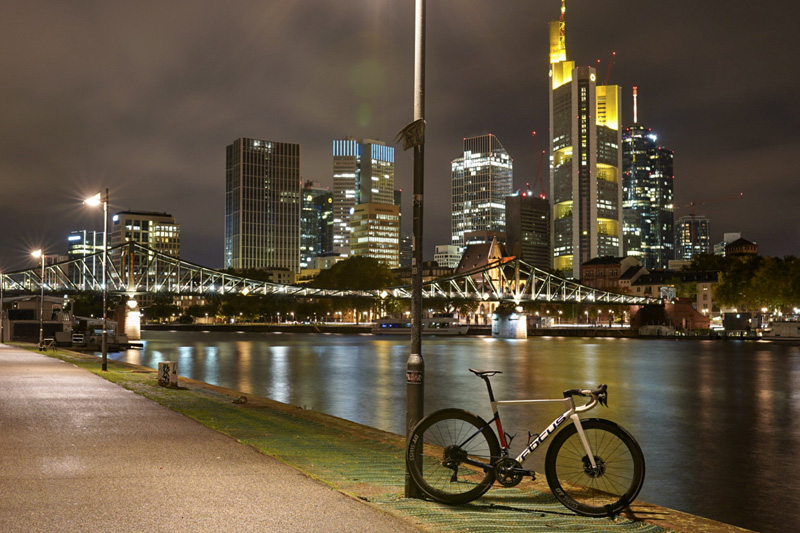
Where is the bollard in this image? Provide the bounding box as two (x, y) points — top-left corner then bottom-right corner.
(158, 361), (178, 388)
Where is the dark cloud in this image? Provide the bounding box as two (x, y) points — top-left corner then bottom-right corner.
(1, 0), (798, 272)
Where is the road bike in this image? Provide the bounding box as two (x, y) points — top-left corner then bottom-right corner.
(406, 368), (645, 517)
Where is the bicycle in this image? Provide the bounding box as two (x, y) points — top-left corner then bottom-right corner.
(406, 368), (645, 517)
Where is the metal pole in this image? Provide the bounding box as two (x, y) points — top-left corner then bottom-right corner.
(1, 270), (4, 344)
(38, 254), (45, 350)
(405, 0), (425, 499)
(101, 188), (108, 371)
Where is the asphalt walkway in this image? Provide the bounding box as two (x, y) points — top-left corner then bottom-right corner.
(0, 344), (750, 532)
(0, 344), (419, 532)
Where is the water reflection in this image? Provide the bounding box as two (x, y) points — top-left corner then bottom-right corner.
(110, 331), (800, 533)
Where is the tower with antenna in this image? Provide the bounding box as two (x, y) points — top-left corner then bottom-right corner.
(622, 87), (675, 268)
(548, 0), (623, 278)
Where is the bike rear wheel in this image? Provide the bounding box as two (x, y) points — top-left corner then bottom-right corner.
(406, 408), (500, 505)
(545, 418), (645, 517)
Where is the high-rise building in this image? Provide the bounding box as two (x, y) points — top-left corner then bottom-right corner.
(505, 191), (551, 271)
(332, 138), (395, 256)
(301, 180), (333, 268)
(110, 210), (180, 281)
(399, 233), (413, 268)
(675, 215), (711, 260)
(451, 134), (513, 250)
(549, 1), (623, 278)
(66, 230), (104, 288)
(622, 88), (674, 269)
(348, 203), (400, 268)
(224, 137), (301, 272)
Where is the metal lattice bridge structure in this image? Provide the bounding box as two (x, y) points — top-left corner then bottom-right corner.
(1, 242), (661, 305)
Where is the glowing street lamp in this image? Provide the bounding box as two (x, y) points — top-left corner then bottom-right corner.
(84, 189), (109, 371)
(31, 249), (45, 350)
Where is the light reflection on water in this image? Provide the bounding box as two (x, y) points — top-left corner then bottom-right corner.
(109, 331), (800, 533)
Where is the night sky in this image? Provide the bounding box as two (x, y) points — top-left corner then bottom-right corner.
(2, 1), (798, 272)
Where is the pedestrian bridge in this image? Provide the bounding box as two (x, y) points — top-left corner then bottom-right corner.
(1, 242), (660, 305)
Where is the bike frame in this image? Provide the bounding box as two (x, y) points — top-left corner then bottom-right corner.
(488, 394), (600, 470)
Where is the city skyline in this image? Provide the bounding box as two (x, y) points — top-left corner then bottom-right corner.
(1, 1), (798, 272)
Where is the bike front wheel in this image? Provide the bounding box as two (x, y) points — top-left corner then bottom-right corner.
(406, 408), (501, 505)
(545, 418), (645, 517)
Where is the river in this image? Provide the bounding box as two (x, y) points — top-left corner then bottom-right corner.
(108, 331), (800, 532)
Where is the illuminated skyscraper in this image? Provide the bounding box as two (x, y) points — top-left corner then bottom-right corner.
(451, 134), (513, 249)
(548, 0), (622, 278)
(675, 215), (711, 260)
(332, 138), (395, 256)
(622, 92), (674, 268)
(224, 137), (301, 272)
(349, 203), (400, 268)
(301, 181), (333, 269)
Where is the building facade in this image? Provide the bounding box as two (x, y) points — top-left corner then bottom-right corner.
(110, 210), (180, 281)
(434, 244), (461, 269)
(224, 137), (301, 272)
(348, 203), (400, 268)
(505, 191), (551, 271)
(66, 230), (104, 288)
(301, 180), (333, 269)
(332, 138), (395, 256)
(622, 105), (674, 269)
(549, 3), (623, 278)
(674, 215), (711, 260)
(451, 134), (513, 250)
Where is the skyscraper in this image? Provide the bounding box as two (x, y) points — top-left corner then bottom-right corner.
(224, 137), (301, 272)
(505, 191), (551, 270)
(451, 134), (513, 250)
(348, 203), (400, 268)
(300, 181), (333, 269)
(549, 1), (623, 278)
(675, 215), (711, 260)
(332, 138), (395, 256)
(622, 88), (674, 269)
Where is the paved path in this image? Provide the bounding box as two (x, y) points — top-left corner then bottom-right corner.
(0, 345), (420, 532)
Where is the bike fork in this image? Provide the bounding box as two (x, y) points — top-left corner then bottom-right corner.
(570, 414), (598, 470)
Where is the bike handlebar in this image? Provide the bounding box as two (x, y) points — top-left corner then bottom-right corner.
(563, 384), (608, 407)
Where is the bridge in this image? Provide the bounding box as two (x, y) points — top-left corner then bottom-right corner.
(1, 242), (661, 305)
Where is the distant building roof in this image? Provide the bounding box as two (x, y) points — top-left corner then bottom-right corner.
(455, 237), (507, 274)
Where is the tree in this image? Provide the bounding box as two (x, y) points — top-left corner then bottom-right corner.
(310, 256), (398, 290)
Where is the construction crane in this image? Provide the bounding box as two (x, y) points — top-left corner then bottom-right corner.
(674, 192), (744, 255)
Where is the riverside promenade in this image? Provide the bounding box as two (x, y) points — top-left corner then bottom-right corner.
(0, 344), (748, 532)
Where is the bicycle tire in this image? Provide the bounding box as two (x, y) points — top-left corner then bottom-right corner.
(545, 418), (645, 517)
(406, 408), (501, 505)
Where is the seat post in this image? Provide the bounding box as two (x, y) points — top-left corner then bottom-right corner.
(480, 375), (497, 402)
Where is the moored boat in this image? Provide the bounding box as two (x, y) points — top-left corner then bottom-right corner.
(372, 316), (469, 336)
(761, 321), (800, 341)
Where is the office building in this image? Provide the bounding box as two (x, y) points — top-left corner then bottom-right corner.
(349, 203), (400, 268)
(622, 88), (674, 269)
(451, 134), (513, 250)
(332, 138), (395, 256)
(109, 210), (180, 282)
(66, 230), (105, 288)
(505, 191), (551, 270)
(434, 245), (461, 269)
(549, 1), (623, 278)
(224, 137), (301, 272)
(301, 181), (333, 269)
(675, 215), (711, 260)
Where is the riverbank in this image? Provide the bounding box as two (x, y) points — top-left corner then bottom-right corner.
(10, 342), (750, 532)
(141, 323), (762, 340)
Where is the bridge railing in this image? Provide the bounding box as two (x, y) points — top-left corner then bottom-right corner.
(0, 243), (662, 305)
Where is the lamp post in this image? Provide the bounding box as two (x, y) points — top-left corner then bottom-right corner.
(85, 189), (109, 371)
(31, 249), (45, 350)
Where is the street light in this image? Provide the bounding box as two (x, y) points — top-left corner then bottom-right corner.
(31, 249), (45, 350)
(85, 189), (109, 371)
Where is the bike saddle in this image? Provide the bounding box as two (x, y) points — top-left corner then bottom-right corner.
(469, 368), (502, 377)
